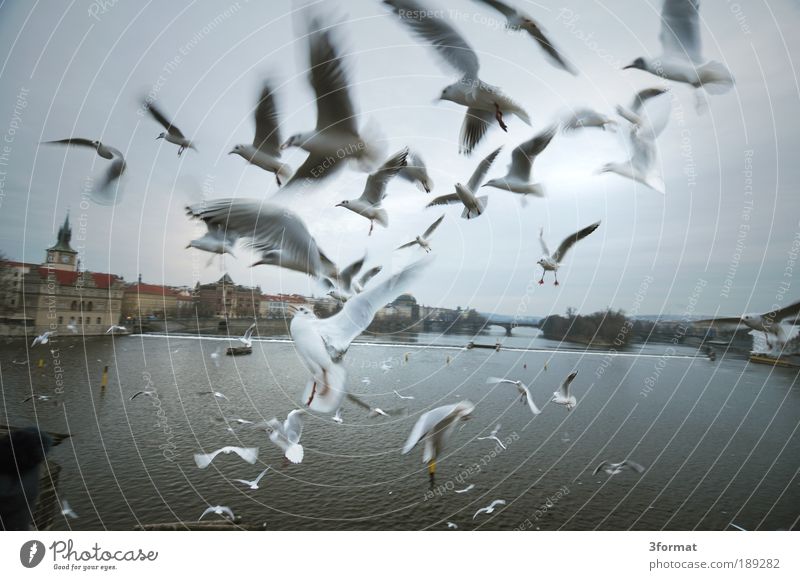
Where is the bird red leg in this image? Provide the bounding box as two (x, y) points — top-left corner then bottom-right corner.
(538, 271), (545, 285)
(306, 381), (317, 406)
(494, 104), (508, 132)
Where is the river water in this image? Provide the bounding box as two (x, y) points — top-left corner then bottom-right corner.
(1, 329), (798, 531)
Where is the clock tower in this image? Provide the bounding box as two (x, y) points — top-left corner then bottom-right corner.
(45, 213), (78, 272)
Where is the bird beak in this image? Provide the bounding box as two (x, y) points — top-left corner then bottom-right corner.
(155, 135), (163, 140)
(228, 149), (235, 155)
(335, 202), (343, 207)
(622, 64), (635, 70)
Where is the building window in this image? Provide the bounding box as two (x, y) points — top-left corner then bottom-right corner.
(58, 316), (63, 324)
(71, 300), (77, 310)
(10, 299), (15, 305)
(69, 317), (75, 325)
(87, 301), (93, 311)
(96, 317), (101, 324)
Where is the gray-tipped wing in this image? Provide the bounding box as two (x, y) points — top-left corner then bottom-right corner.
(423, 214), (445, 239)
(520, 19), (578, 75)
(659, 0), (702, 63)
(459, 108), (495, 155)
(253, 82), (282, 156)
(385, 0), (480, 79)
(467, 146), (502, 191)
(553, 222), (600, 263)
(557, 371), (578, 399)
(145, 101), (185, 138)
(360, 148), (409, 205)
(402, 402), (461, 454)
(508, 125), (556, 180)
(427, 193), (461, 207)
(308, 21), (358, 135)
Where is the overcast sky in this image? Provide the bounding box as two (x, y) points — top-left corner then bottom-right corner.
(1, 0), (799, 319)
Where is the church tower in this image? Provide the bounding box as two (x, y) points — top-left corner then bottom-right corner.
(45, 213), (78, 272)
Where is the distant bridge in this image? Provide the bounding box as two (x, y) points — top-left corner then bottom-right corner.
(483, 314), (541, 336)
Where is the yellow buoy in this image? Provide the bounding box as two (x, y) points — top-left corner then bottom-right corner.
(101, 365), (109, 389)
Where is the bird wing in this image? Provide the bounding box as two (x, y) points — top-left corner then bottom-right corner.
(486, 377), (519, 387)
(558, 371), (577, 399)
(396, 240), (418, 250)
(538, 227), (551, 256)
(384, 0), (480, 79)
(473, 507), (488, 519)
(308, 21), (358, 135)
(338, 255), (366, 292)
(42, 138), (97, 149)
(426, 194), (461, 207)
(242, 322), (257, 342)
(253, 82), (282, 156)
(472, 0), (516, 20)
(490, 499), (506, 509)
(659, 0), (703, 64)
(508, 125), (556, 180)
(552, 221), (600, 263)
(194, 449), (220, 469)
(145, 101), (184, 138)
(97, 149), (127, 194)
(520, 383), (541, 415)
(315, 257), (431, 359)
(400, 152), (433, 191)
(283, 151), (346, 186)
(692, 316), (742, 328)
(520, 18), (578, 75)
(467, 146), (503, 192)
(422, 214), (445, 239)
(233, 447), (259, 464)
(592, 461), (610, 475)
(402, 403), (461, 454)
(284, 410), (305, 442)
(773, 299), (800, 323)
(459, 108), (495, 155)
(622, 459), (646, 473)
(357, 266), (383, 289)
(360, 148), (409, 205)
(629, 88), (672, 139)
(561, 108), (607, 131)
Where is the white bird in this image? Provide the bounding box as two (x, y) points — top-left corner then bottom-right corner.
(31, 331), (55, 347)
(186, 223), (237, 258)
(623, 0), (734, 101)
(352, 266), (383, 294)
(266, 409), (305, 464)
(427, 147), (501, 219)
(384, 0), (531, 154)
(476, 424), (507, 449)
(66, 323), (78, 334)
(454, 483), (475, 493)
(290, 258), (431, 413)
(729, 523), (747, 531)
(198, 390), (229, 402)
(598, 88), (671, 194)
(194, 446), (259, 469)
(230, 82), (293, 185)
(129, 390), (156, 401)
(483, 125), (556, 200)
(106, 325), (127, 334)
(537, 221), (600, 285)
(486, 377), (540, 416)
(694, 299), (800, 351)
(552, 371), (578, 411)
(199, 505), (235, 520)
(447, 521), (458, 529)
(336, 148), (409, 235)
(346, 393), (396, 418)
(397, 215), (445, 253)
(21, 394), (59, 404)
(186, 198), (338, 280)
(145, 100), (196, 156)
(60, 499), (78, 519)
(281, 16), (384, 187)
(393, 390), (415, 400)
(402, 400), (475, 484)
(361, 377), (372, 386)
(470, 0), (577, 74)
(472, 499), (506, 519)
(332, 407), (344, 424)
(593, 459), (645, 476)
(398, 151), (435, 193)
(239, 322), (257, 347)
(41, 138), (126, 204)
(561, 108), (617, 132)
(380, 360), (393, 373)
(233, 466), (271, 490)
(209, 345), (224, 368)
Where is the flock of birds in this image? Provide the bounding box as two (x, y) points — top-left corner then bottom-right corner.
(28, 0), (743, 527)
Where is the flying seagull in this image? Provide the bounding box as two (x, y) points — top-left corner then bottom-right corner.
(470, 0), (577, 74)
(41, 138), (126, 204)
(186, 222), (238, 261)
(144, 100), (196, 156)
(60, 499), (78, 519)
(106, 325), (127, 334)
(561, 108), (617, 132)
(397, 214), (445, 253)
(31, 331), (55, 347)
(552, 371), (578, 411)
(427, 146), (502, 219)
(346, 393), (400, 418)
(198, 390), (229, 402)
(623, 0), (734, 100)
(486, 377), (541, 416)
(393, 390), (415, 401)
(476, 424), (507, 449)
(483, 124), (557, 201)
(454, 483), (476, 493)
(384, 0), (531, 154)
(233, 466), (271, 490)
(598, 87), (671, 194)
(66, 323), (78, 334)
(402, 400), (475, 485)
(199, 505), (235, 521)
(186, 198), (338, 281)
(129, 390), (156, 401)
(694, 299), (800, 349)
(21, 394), (59, 405)
(473, 499), (506, 519)
(193, 446), (259, 469)
(537, 221), (600, 285)
(336, 148), (409, 235)
(290, 258), (431, 413)
(266, 409), (305, 464)
(239, 322), (257, 347)
(230, 82), (293, 186)
(592, 459), (645, 476)
(398, 150), (435, 193)
(281, 15), (384, 187)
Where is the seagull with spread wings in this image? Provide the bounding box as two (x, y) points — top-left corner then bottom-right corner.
(473, 499), (506, 519)
(694, 299), (800, 350)
(476, 424), (506, 449)
(336, 148), (409, 235)
(537, 221), (600, 285)
(398, 150), (435, 193)
(239, 322), (257, 347)
(144, 100), (196, 156)
(199, 505), (235, 521)
(41, 138), (126, 204)
(193, 446), (259, 469)
(266, 409), (305, 464)
(483, 125), (557, 201)
(486, 377), (541, 416)
(397, 215), (445, 253)
(384, 0), (530, 154)
(427, 147), (502, 219)
(552, 371), (578, 411)
(233, 466), (271, 490)
(593, 459), (645, 476)
(229, 82), (293, 186)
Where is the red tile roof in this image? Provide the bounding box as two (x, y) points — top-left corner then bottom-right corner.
(125, 283), (179, 296)
(36, 267), (122, 289)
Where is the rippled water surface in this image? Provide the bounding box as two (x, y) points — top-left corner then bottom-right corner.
(2, 330), (798, 531)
